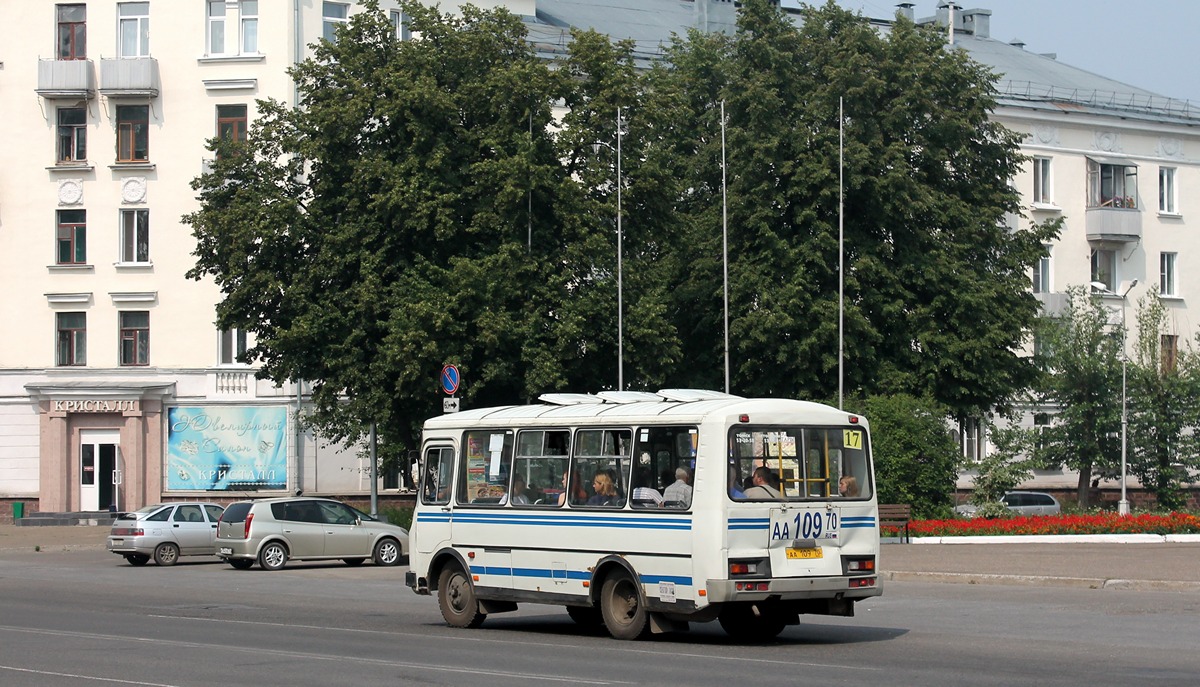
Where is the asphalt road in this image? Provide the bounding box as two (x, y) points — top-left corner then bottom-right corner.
(0, 543), (1198, 686)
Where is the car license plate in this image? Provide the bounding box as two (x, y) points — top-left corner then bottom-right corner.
(786, 547), (823, 560)
(111, 539), (124, 546)
(219, 547), (233, 556)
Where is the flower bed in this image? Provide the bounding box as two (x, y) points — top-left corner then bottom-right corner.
(884, 512), (1200, 538)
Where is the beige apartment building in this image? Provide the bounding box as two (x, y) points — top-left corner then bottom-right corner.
(2, 1), (1198, 517)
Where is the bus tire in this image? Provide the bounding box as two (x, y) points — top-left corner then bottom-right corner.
(438, 564), (485, 629)
(566, 605), (605, 633)
(718, 604), (787, 642)
(600, 572), (649, 640)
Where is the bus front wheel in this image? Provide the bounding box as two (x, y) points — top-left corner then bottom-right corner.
(438, 564), (485, 629)
(600, 572), (649, 640)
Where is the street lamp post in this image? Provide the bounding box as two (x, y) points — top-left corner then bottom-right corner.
(1091, 278), (1137, 516)
(593, 111), (625, 390)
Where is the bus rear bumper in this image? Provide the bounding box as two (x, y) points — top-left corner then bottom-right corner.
(706, 576), (882, 604)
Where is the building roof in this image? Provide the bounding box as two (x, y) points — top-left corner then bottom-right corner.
(519, 1), (1200, 125)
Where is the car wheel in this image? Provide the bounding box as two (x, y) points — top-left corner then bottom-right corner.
(437, 564), (485, 628)
(373, 538), (401, 566)
(153, 542), (181, 566)
(600, 571), (649, 640)
(717, 603), (787, 642)
(343, 558), (366, 566)
(258, 541), (288, 571)
(228, 558), (254, 570)
(124, 553), (150, 566)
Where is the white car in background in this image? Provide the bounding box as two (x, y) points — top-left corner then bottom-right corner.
(955, 491), (1062, 518)
(107, 502), (225, 566)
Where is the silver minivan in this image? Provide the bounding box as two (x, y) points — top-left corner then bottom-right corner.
(215, 497), (408, 570)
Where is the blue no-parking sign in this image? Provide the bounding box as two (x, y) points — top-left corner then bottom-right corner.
(440, 364), (461, 395)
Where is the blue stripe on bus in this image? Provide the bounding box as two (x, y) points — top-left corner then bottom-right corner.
(416, 512), (692, 530)
(728, 517), (768, 530)
(470, 565), (692, 587)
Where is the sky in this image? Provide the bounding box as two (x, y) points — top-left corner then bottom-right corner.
(784, 0), (1200, 104)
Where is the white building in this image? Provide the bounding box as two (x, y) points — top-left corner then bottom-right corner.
(3, 1), (1197, 517)
(0, 1), (419, 518)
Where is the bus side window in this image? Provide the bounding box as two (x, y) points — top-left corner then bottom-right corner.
(421, 447), (453, 506)
(516, 429), (571, 507)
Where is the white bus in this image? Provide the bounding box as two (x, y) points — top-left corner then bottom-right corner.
(405, 389), (881, 640)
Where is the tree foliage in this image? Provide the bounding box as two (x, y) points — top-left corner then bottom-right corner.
(1127, 291), (1200, 510)
(1031, 285), (1123, 508)
(185, 0), (1059, 485)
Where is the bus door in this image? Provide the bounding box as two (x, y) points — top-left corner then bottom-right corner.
(416, 445), (455, 555)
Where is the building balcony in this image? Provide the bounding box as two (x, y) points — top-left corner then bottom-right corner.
(207, 369), (258, 399)
(36, 59), (96, 98)
(1085, 207), (1142, 242)
(99, 57), (160, 97)
(1034, 291), (1069, 317)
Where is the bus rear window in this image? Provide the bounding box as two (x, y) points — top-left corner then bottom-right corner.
(730, 426), (871, 500)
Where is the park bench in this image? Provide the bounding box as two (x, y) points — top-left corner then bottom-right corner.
(879, 503), (912, 543)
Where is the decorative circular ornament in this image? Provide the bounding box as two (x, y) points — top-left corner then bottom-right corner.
(59, 179), (84, 205)
(1160, 137), (1182, 157)
(1034, 125), (1057, 145)
(121, 177), (147, 204)
(1096, 131), (1118, 152)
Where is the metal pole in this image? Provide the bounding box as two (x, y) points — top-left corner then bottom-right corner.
(721, 100), (730, 394)
(1118, 284), (1132, 516)
(369, 422), (378, 518)
(838, 97), (844, 410)
(617, 107), (624, 390)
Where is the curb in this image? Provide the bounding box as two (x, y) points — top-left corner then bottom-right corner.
(907, 534), (1200, 545)
(883, 570), (1200, 593)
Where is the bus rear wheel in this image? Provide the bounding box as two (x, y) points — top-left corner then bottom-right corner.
(600, 572), (649, 640)
(438, 564), (485, 628)
(718, 603), (787, 642)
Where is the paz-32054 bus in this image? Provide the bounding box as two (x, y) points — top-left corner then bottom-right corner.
(405, 389), (881, 640)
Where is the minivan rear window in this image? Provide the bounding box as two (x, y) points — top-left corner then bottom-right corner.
(221, 502), (253, 523)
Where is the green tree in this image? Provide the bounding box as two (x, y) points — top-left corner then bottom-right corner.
(185, 1), (570, 464)
(645, 0), (1059, 416)
(852, 394), (960, 519)
(1033, 285), (1123, 508)
(966, 416), (1038, 517)
(1127, 291), (1200, 510)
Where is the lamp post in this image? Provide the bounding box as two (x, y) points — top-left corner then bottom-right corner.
(1091, 278), (1137, 516)
(592, 110), (625, 390)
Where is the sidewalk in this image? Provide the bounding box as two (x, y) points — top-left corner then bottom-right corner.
(3, 525), (1198, 593)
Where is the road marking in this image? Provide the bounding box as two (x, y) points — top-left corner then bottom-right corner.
(0, 664), (177, 686)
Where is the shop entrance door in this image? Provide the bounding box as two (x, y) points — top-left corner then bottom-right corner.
(80, 430), (120, 512)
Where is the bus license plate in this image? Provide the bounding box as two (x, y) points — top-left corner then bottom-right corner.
(770, 509), (839, 541)
(786, 548), (823, 559)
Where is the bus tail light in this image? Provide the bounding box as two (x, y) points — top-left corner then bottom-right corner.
(849, 577), (876, 588)
(729, 562), (758, 575)
(735, 581), (771, 591)
(844, 556), (875, 574)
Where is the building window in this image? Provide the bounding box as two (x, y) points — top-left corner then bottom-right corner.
(119, 311), (150, 366)
(219, 328), (248, 365)
(217, 104), (248, 142)
(120, 209), (149, 263)
(1032, 157), (1052, 205)
(118, 2), (150, 58)
(1160, 252), (1177, 297)
(206, 1), (227, 54)
(56, 209), (87, 265)
(1087, 158), (1137, 209)
(56, 312), (87, 366)
(1090, 248), (1116, 292)
(1032, 244), (1051, 294)
(57, 5), (87, 60)
(1159, 167), (1177, 214)
(241, 0), (259, 53)
(390, 9), (409, 41)
(116, 105), (149, 162)
(57, 107), (87, 163)
(208, 1), (258, 55)
(1162, 335), (1178, 373)
(323, 2), (349, 43)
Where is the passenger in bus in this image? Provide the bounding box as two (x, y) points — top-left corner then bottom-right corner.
(586, 472), (620, 507)
(728, 465), (746, 499)
(839, 475), (859, 498)
(662, 467), (693, 508)
(509, 474), (531, 504)
(558, 470), (588, 506)
(743, 466), (782, 499)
